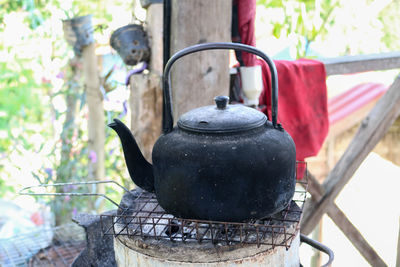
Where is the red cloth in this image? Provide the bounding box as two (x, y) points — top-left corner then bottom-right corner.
(236, 0), (329, 178)
(237, 0), (256, 66)
(258, 59), (329, 160)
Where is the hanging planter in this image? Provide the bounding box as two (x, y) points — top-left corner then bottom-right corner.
(110, 24), (150, 66)
(62, 15), (94, 56)
(140, 0), (163, 9)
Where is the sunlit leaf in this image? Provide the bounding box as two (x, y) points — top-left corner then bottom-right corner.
(272, 23), (283, 38)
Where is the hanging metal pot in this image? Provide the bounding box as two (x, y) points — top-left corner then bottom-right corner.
(62, 15), (94, 56)
(110, 24), (150, 66)
(109, 42), (296, 222)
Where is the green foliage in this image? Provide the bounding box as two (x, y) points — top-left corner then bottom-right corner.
(257, 0), (339, 58)
(378, 1), (400, 51)
(0, 0), (131, 221)
(0, 0), (52, 29)
(257, 0), (400, 57)
(0, 63), (42, 130)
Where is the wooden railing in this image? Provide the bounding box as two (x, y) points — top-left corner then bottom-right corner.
(301, 51), (400, 267)
(322, 51), (400, 75)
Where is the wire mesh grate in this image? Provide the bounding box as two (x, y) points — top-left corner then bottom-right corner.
(0, 223), (85, 267)
(101, 161), (308, 250)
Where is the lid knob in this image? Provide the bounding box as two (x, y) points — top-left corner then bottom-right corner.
(214, 96), (229, 109)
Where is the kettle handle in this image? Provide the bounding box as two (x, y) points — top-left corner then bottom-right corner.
(162, 42), (278, 134)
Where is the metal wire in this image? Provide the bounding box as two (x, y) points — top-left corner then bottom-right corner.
(15, 164), (308, 255)
(102, 162), (308, 250)
(0, 223), (85, 267)
(19, 180), (130, 210)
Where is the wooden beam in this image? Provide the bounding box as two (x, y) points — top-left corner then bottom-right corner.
(130, 73), (162, 162)
(321, 52), (400, 76)
(301, 75), (400, 235)
(147, 3), (163, 75)
(129, 4), (163, 162)
(82, 42), (105, 187)
(170, 0), (231, 119)
(303, 171), (387, 267)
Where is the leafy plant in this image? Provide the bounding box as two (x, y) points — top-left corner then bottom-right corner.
(257, 0), (340, 58)
(378, 1), (400, 51)
(0, 0), (131, 224)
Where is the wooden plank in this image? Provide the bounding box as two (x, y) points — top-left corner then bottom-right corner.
(130, 73), (162, 162)
(130, 4), (163, 162)
(147, 3), (163, 75)
(303, 171), (387, 267)
(301, 75), (400, 235)
(83, 42), (105, 185)
(321, 52), (400, 76)
(170, 0), (231, 119)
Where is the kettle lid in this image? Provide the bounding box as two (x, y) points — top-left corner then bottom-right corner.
(177, 96), (267, 133)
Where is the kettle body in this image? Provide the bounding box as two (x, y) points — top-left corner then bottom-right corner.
(153, 121), (296, 222)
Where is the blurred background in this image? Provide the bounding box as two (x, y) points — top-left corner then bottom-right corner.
(0, 0), (399, 266)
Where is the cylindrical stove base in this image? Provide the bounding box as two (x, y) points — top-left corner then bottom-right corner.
(114, 231), (300, 267)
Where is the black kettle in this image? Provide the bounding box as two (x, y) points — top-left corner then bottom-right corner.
(109, 42), (296, 222)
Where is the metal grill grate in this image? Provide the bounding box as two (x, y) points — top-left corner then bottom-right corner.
(0, 223), (85, 267)
(101, 162), (308, 250)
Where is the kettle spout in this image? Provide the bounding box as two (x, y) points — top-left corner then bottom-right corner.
(108, 118), (155, 192)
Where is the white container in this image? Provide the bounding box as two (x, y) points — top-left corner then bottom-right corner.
(239, 65), (263, 106)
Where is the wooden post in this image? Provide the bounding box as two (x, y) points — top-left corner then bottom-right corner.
(82, 42), (105, 187)
(130, 3), (163, 162)
(169, 0), (232, 119)
(54, 57), (82, 225)
(147, 4), (164, 76)
(130, 1), (232, 162)
(130, 73), (162, 162)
